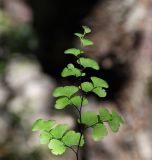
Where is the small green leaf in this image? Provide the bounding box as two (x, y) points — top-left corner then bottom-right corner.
(32, 119), (44, 131)
(81, 73), (86, 76)
(81, 111), (98, 126)
(82, 26), (91, 34)
(48, 139), (66, 155)
(92, 124), (108, 141)
(109, 111), (124, 132)
(91, 77), (109, 88)
(53, 86), (79, 98)
(71, 96), (88, 107)
(32, 119), (55, 131)
(64, 48), (83, 56)
(55, 97), (70, 109)
(61, 63), (82, 77)
(81, 82), (94, 92)
(77, 58), (99, 70)
(51, 124), (69, 139)
(62, 131), (84, 147)
(40, 131), (52, 144)
(81, 38), (93, 46)
(92, 88), (107, 97)
(99, 108), (111, 121)
(74, 33), (84, 38)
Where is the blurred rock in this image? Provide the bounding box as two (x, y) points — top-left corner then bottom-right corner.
(4, 0), (32, 23)
(0, 55), (56, 159)
(0, 83), (9, 107)
(136, 131), (152, 160)
(0, 115), (9, 143)
(5, 57), (41, 90)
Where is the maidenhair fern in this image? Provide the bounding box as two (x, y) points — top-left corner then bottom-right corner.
(32, 26), (124, 160)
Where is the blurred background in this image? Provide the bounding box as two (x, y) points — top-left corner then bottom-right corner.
(0, 0), (152, 160)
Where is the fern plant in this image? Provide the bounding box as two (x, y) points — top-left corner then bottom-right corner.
(32, 26), (123, 160)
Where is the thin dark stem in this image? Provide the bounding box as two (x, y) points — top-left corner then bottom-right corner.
(85, 122), (99, 130)
(76, 132), (83, 160)
(75, 34), (86, 160)
(68, 98), (81, 116)
(72, 103), (81, 114)
(76, 67), (84, 160)
(66, 145), (77, 155)
(62, 141), (77, 159)
(85, 120), (109, 130)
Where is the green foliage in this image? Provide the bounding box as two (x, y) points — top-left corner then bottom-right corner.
(81, 38), (93, 46)
(77, 58), (99, 70)
(53, 86), (78, 98)
(74, 33), (83, 38)
(81, 82), (94, 92)
(92, 124), (108, 141)
(92, 88), (107, 97)
(32, 119), (55, 131)
(71, 96), (88, 107)
(32, 26), (124, 159)
(64, 48), (83, 56)
(32, 120), (84, 155)
(50, 124), (69, 139)
(80, 79), (107, 97)
(82, 26), (91, 34)
(40, 131), (52, 144)
(108, 111), (124, 132)
(91, 77), (109, 88)
(99, 108), (111, 121)
(81, 111), (98, 126)
(78, 107), (123, 141)
(55, 97), (71, 109)
(62, 131), (84, 147)
(61, 64), (82, 77)
(48, 139), (66, 155)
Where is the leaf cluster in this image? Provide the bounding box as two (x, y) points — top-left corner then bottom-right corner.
(32, 119), (84, 155)
(80, 108), (124, 141)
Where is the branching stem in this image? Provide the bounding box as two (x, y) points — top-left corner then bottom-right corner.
(75, 62), (84, 160)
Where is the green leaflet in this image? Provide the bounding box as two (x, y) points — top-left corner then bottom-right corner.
(77, 57), (99, 70)
(40, 131), (52, 144)
(48, 139), (66, 155)
(74, 33), (84, 38)
(81, 78), (108, 97)
(91, 77), (109, 88)
(32, 119), (55, 131)
(92, 124), (108, 141)
(82, 26), (91, 34)
(109, 111), (124, 132)
(55, 96), (88, 109)
(53, 86), (78, 98)
(55, 97), (70, 109)
(64, 48), (83, 56)
(81, 111), (98, 126)
(51, 124), (69, 139)
(61, 63), (83, 77)
(62, 131), (84, 147)
(81, 82), (94, 92)
(71, 96), (88, 107)
(92, 88), (107, 97)
(99, 108), (111, 121)
(81, 38), (93, 46)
